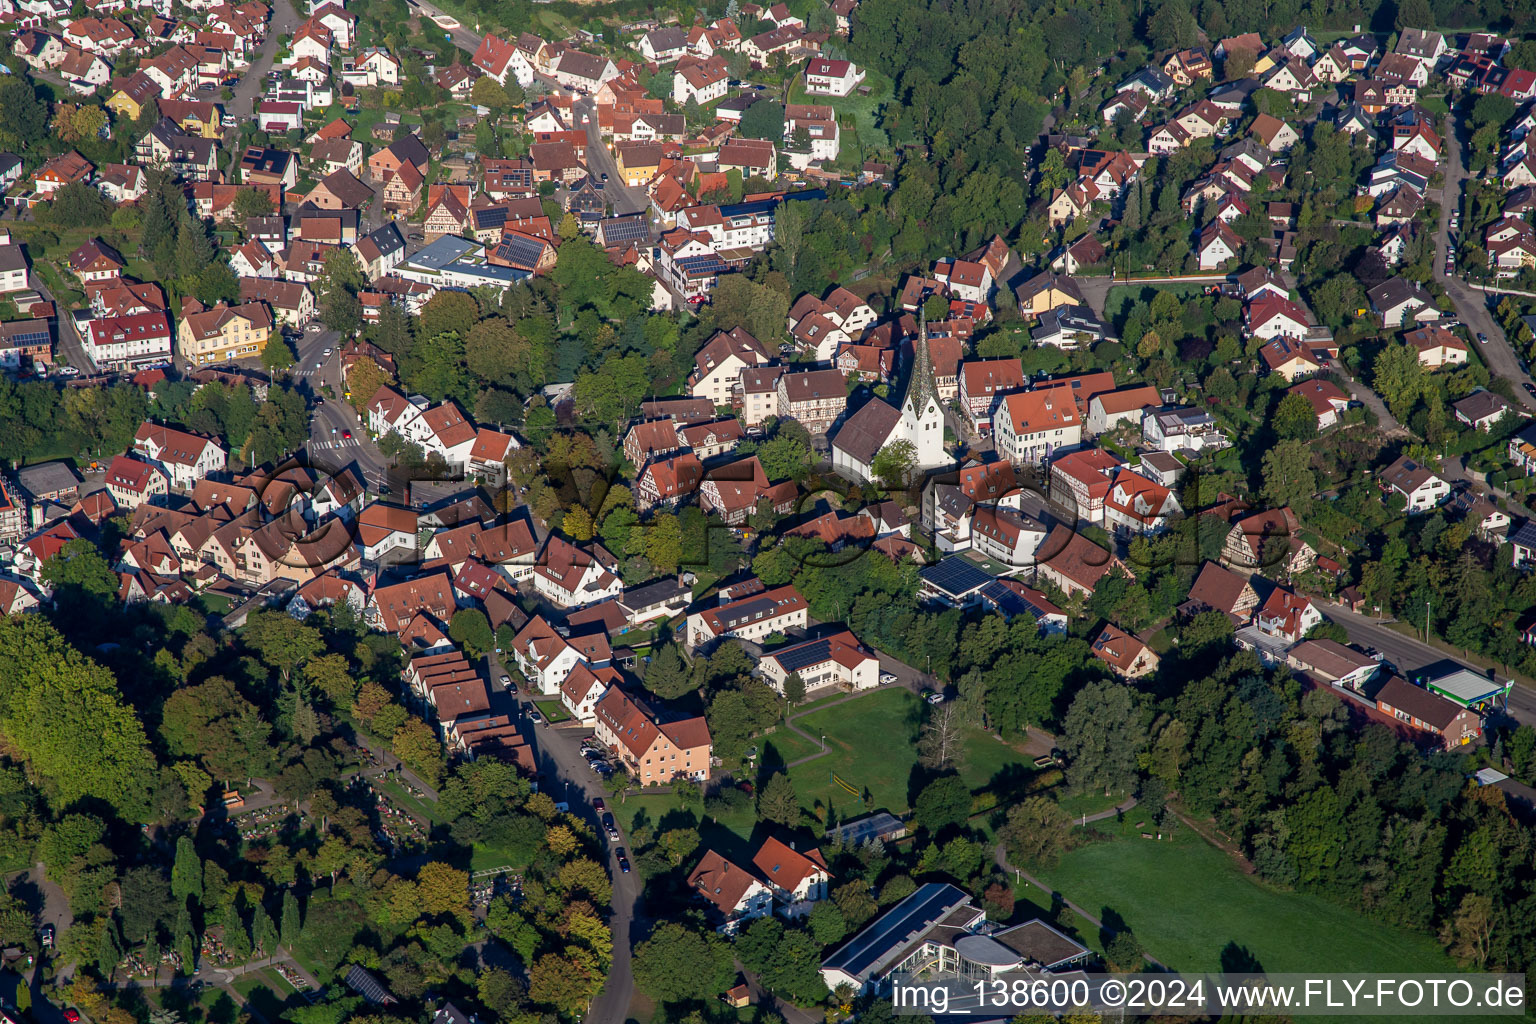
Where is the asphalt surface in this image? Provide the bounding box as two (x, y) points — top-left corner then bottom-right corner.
(1324, 602), (1536, 724)
(573, 98), (654, 217)
(293, 324), (392, 492)
(31, 277), (93, 372)
(404, 0), (483, 53)
(224, 0), (302, 179)
(1439, 103), (1536, 412)
(486, 658), (639, 1024)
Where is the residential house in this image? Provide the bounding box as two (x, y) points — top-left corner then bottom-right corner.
(686, 583), (807, 650)
(803, 56), (865, 96)
(993, 389), (1081, 464)
(132, 423), (225, 489)
(1369, 278), (1440, 327)
(686, 850), (772, 932)
(1034, 525), (1127, 598)
(1381, 454), (1449, 512)
(1256, 587), (1322, 642)
(1091, 624), (1159, 678)
(1180, 560), (1259, 622)
(177, 301), (273, 365)
(1288, 378), (1352, 429)
(1142, 406), (1230, 454)
(594, 687), (712, 784)
(104, 455), (169, 508)
(1453, 389), (1520, 432)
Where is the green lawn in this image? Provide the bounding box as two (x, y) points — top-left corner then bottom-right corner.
(232, 971), (306, 1022)
(956, 725), (1038, 793)
(1418, 94), (1449, 119)
(760, 723), (821, 768)
(788, 68), (893, 160)
(1033, 821), (1457, 975)
(785, 688), (923, 817)
(612, 787), (758, 845)
(533, 698), (571, 723)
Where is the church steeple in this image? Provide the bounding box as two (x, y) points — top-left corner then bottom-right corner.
(905, 305), (939, 418)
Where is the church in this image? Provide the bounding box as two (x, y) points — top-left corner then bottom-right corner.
(832, 315), (950, 484)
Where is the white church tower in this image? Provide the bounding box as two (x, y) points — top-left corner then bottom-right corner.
(893, 311), (947, 469)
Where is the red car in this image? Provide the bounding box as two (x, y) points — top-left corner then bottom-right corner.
(64, 1010), (80, 1022)
(343, 430), (352, 439)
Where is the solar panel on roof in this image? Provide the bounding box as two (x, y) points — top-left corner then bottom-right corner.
(2, 327), (49, 348)
(774, 637), (833, 673)
(677, 255), (727, 276)
(918, 556), (993, 596)
(822, 883), (970, 978)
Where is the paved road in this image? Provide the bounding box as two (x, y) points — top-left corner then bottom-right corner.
(30, 276), (93, 372)
(292, 324), (392, 493)
(1439, 104), (1536, 413)
(404, 0), (483, 53)
(224, 0), (301, 179)
(1323, 602), (1536, 723)
(573, 98), (654, 218)
(1330, 358), (1409, 436)
(506, 689), (638, 1024)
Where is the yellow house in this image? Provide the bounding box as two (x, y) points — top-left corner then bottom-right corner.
(1013, 270), (1086, 318)
(161, 99), (224, 139)
(177, 302), (274, 365)
(613, 141), (663, 188)
(106, 73), (158, 120)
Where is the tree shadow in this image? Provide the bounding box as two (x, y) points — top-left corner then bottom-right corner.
(1219, 941), (1265, 974)
(207, 991), (240, 1024)
(1098, 906), (1129, 949)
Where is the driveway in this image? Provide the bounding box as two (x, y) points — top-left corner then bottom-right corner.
(1438, 104), (1536, 412)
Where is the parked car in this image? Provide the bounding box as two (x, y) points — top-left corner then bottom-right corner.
(878, 672), (897, 685)
(923, 690), (945, 705)
(603, 813), (619, 840)
(1524, 382), (1536, 398)
(592, 797), (606, 812)
(528, 709), (544, 724)
(499, 674), (511, 685)
(40, 924), (53, 948)
(617, 850), (630, 873)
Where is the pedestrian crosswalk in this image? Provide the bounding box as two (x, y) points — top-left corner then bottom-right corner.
(310, 437), (363, 450)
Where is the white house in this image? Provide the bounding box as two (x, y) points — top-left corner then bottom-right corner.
(993, 389), (1082, 464)
(758, 630), (878, 694)
(803, 56), (865, 96)
(132, 422), (227, 490)
(1381, 454), (1449, 512)
(511, 615), (585, 695)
